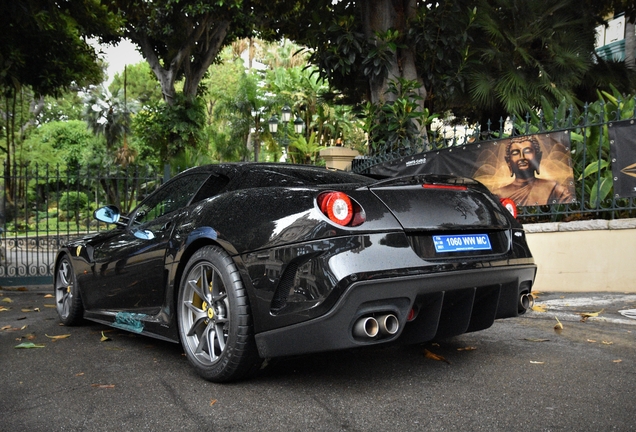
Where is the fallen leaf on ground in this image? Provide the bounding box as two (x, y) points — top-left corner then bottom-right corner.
(46, 334), (71, 341)
(613, 359), (622, 363)
(76, 373), (85, 376)
(524, 338), (550, 342)
(25, 333), (36, 340)
(423, 349), (451, 364)
(0, 306), (10, 312)
(210, 399), (218, 406)
(587, 339), (597, 343)
(91, 384), (115, 389)
(530, 361), (545, 364)
(580, 310), (604, 322)
(531, 304), (547, 312)
(602, 341), (613, 345)
(15, 342), (45, 349)
(1, 325), (11, 330)
(21, 308), (40, 313)
(100, 331), (111, 342)
(43, 294), (54, 298)
(2, 297), (12, 303)
(43, 304), (56, 308)
(457, 346), (477, 351)
(554, 316), (563, 332)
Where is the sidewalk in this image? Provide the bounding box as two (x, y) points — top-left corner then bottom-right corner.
(526, 291), (636, 327)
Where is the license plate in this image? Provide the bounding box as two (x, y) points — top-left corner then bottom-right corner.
(433, 234), (492, 253)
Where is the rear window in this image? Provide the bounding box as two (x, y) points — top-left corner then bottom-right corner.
(237, 167), (373, 189)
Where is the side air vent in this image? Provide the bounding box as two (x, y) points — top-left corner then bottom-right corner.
(270, 262), (299, 311)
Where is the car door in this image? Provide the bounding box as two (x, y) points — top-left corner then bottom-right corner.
(82, 172), (213, 312)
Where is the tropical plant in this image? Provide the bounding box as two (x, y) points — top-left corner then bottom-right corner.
(84, 85), (140, 167)
(364, 78), (438, 156)
(132, 95), (207, 164)
(288, 132), (326, 165)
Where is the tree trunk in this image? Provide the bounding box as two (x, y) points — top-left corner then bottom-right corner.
(182, 22), (230, 100)
(129, 19), (230, 105)
(131, 30), (180, 105)
(360, 0), (427, 129)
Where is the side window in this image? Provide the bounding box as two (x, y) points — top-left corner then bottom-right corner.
(191, 174), (230, 202)
(133, 173), (211, 225)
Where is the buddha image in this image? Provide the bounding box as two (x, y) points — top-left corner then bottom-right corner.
(476, 134), (574, 206)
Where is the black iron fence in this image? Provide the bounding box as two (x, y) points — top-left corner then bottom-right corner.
(352, 98), (636, 223)
(4, 98), (636, 285)
(0, 164), (163, 286)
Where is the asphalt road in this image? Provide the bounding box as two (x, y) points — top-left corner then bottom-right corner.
(1, 287), (635, 432)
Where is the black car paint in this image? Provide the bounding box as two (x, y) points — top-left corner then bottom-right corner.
(56, 163), (536, 356)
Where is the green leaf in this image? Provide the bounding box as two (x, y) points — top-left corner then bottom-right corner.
(580, 160), (609, 180)
(601, 90), (618, 106)
(15, 342), (45, 349)
(589, 174), (613, 207)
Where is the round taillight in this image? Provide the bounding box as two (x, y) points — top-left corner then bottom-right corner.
(319, 192), (353, 226)
(500, 197), (518, 218)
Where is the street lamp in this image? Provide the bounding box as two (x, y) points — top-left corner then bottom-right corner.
(268, 105), (305, 162)
(251, 108), (261, 162)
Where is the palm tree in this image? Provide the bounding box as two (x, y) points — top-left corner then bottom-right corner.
(84, 85), (139, 166)
(462, 0), (598, 123)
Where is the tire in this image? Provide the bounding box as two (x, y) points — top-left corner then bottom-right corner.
(177, 245), (262, 382)
(54, 254), (84, 326)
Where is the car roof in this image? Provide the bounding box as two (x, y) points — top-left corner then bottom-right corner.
(178, 163), (374, 186)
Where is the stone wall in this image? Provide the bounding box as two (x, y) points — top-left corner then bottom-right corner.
(524, 219), (636, 293)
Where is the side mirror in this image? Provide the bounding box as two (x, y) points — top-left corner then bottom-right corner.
(94, 205), (121, 225)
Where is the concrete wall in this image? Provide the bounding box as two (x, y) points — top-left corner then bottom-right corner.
(524, 219), (636, 293)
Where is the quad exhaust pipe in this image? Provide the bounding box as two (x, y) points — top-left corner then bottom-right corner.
(353, 314), (399, 339)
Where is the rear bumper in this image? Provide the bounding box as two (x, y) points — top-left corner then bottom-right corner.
(254, 263), (536, 358)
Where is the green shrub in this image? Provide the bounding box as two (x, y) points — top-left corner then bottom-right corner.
(58, 192), (89, 212)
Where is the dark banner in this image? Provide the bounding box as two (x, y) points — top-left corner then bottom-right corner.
(370, 132), (576, 206)
(608, 120), (636, 198)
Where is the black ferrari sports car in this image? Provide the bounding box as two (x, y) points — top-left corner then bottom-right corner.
(54, 163), (536, 382)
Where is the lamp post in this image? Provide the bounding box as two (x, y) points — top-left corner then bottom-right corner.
(268, 105), (305, 162)
(251, 108), (261, 162)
